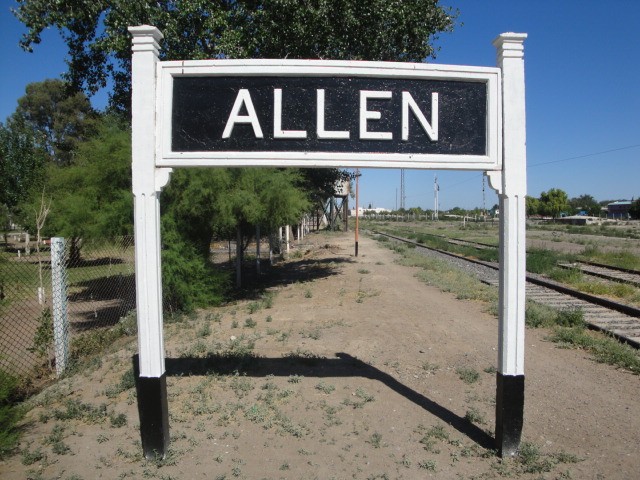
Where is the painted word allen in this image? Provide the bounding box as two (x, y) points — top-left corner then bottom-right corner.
(222, 88), (438, 142)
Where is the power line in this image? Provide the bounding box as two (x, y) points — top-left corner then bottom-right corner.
(440, 143), (640, 190)
(529, 144), (640, 167)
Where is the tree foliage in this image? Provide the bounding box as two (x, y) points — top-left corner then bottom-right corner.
(12, 0), (459, 305)
(538, 188), (570, 219)
(568, 194), (600, 216)
(12, 79), (96, 164)
(14, 0), (457, 114)
(0, 117), (46, 217)
(22, 115), (132, 240)
(525, 195), (540, 217)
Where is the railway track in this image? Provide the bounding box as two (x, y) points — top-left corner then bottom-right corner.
(373, 231), (640, 349)
(558, 260), (640, 287)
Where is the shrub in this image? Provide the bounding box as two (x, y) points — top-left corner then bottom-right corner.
(0, 370), (23, 458)
(161, 217), (229, 313)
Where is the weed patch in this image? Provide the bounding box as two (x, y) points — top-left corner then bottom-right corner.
(456, 367), (480, 384)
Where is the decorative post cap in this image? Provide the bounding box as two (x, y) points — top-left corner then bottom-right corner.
(493, 33), (527, 59)
(129, 25), (163, 53)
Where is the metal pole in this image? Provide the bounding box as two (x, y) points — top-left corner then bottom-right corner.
(51, 237), (68, 376)
(355, 169), (360, 256)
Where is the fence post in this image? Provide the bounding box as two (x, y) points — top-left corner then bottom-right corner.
(51, 237), (69, 376)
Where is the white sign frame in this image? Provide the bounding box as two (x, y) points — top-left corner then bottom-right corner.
(129, 25), (527, 460)
(156, 60), (502, 171)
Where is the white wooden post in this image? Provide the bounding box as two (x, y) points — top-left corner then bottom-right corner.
(285, 225), (290, 254)
(256, 224), (261, 275)
(492, 32), (527, 457)
(129, 25), (171, 459)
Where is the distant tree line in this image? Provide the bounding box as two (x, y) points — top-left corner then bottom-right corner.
(526, 189), (640, 220)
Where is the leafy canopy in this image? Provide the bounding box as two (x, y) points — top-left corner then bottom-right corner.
(538, 188), (570, 219)
(14, 0), (457, 114)
(12, 79), (96, 165)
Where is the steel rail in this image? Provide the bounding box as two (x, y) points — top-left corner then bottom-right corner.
(372, 230), (640, 349)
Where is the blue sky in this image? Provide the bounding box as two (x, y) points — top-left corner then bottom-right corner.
(2, 1), (639, 210)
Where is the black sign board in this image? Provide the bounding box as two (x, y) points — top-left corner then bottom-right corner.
(171, 77), (487, 156)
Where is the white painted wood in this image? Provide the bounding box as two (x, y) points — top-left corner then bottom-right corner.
(493, 33), (528, 377)
(130, 25), (166, 379)
(156, 60), (501, 170)
(285, 225), (290, 254)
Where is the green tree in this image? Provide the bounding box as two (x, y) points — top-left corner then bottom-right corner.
(525, 195), (540, 217)
(14, 0), (456, 114)
(18, 115), (131, 264)
(12, 79), (96, 165)
(539, 188), (570, 220)
(0, 117), (46, 225)
(568, 194), (600, 216)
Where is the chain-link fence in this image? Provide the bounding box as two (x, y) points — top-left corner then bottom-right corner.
(0, 235), (135, 378)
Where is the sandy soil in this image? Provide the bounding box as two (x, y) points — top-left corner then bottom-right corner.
(2, 230), (639, 479)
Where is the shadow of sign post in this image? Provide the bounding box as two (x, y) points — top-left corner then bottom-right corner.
(129, 25), (527, 459)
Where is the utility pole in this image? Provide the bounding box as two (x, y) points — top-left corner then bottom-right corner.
(482, 176), (487, 218)
(400, 169), (406, 210)
(434, 175), (439, 220)
(355, 169), (361, 256)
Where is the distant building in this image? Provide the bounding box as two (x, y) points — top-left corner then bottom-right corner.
(606, 201), (632, 219)
(349, 207), (391, 216)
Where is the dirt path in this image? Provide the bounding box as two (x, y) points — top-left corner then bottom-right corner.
(2, 230), (639, 479)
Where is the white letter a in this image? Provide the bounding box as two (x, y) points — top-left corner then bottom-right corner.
(222, 89), (264, 138)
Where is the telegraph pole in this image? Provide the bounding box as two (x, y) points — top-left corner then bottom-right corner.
(400, 169), (406, 210)
(355, 169), (361, 256)
(434, 175), (439, 220)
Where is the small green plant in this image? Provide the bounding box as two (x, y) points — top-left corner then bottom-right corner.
(265, 315), (273, 322)
(231, 319), (239, 328)
(262, 291), (276, 309)
(418, 459), (437, 471)
(464, 407), (486, 425)
(315, 382), (336, 394)
(244, 318), (257, 328)
(304, 288), (313, 298)
(247, 301), (261, 314)
(288, 374), (303, 384)
(21, 447), (47, 466)
(28, 308), (54, 367)
(366, 432), (383, 448)
(422, 362), (439, 374)
(418, 424), (449, 453)
(343, 387), (375, 408)
(110, 412), (127, 428)
(456, 367), (480, 384)
(196, 321), (212, 338)
(357, 268), (370, 274)
(45, 425), (70, 455)
(105, 368), (135, 398)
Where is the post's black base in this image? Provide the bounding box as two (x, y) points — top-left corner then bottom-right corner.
(495, 373), (524, 457)
(133, 355), (170, 459)
(355, 241), (359, 257)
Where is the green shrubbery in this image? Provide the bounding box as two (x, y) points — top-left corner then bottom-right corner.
(0, 370), (23, 458)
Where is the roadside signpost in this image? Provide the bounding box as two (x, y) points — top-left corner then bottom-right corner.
(129, 25), (527, 458)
